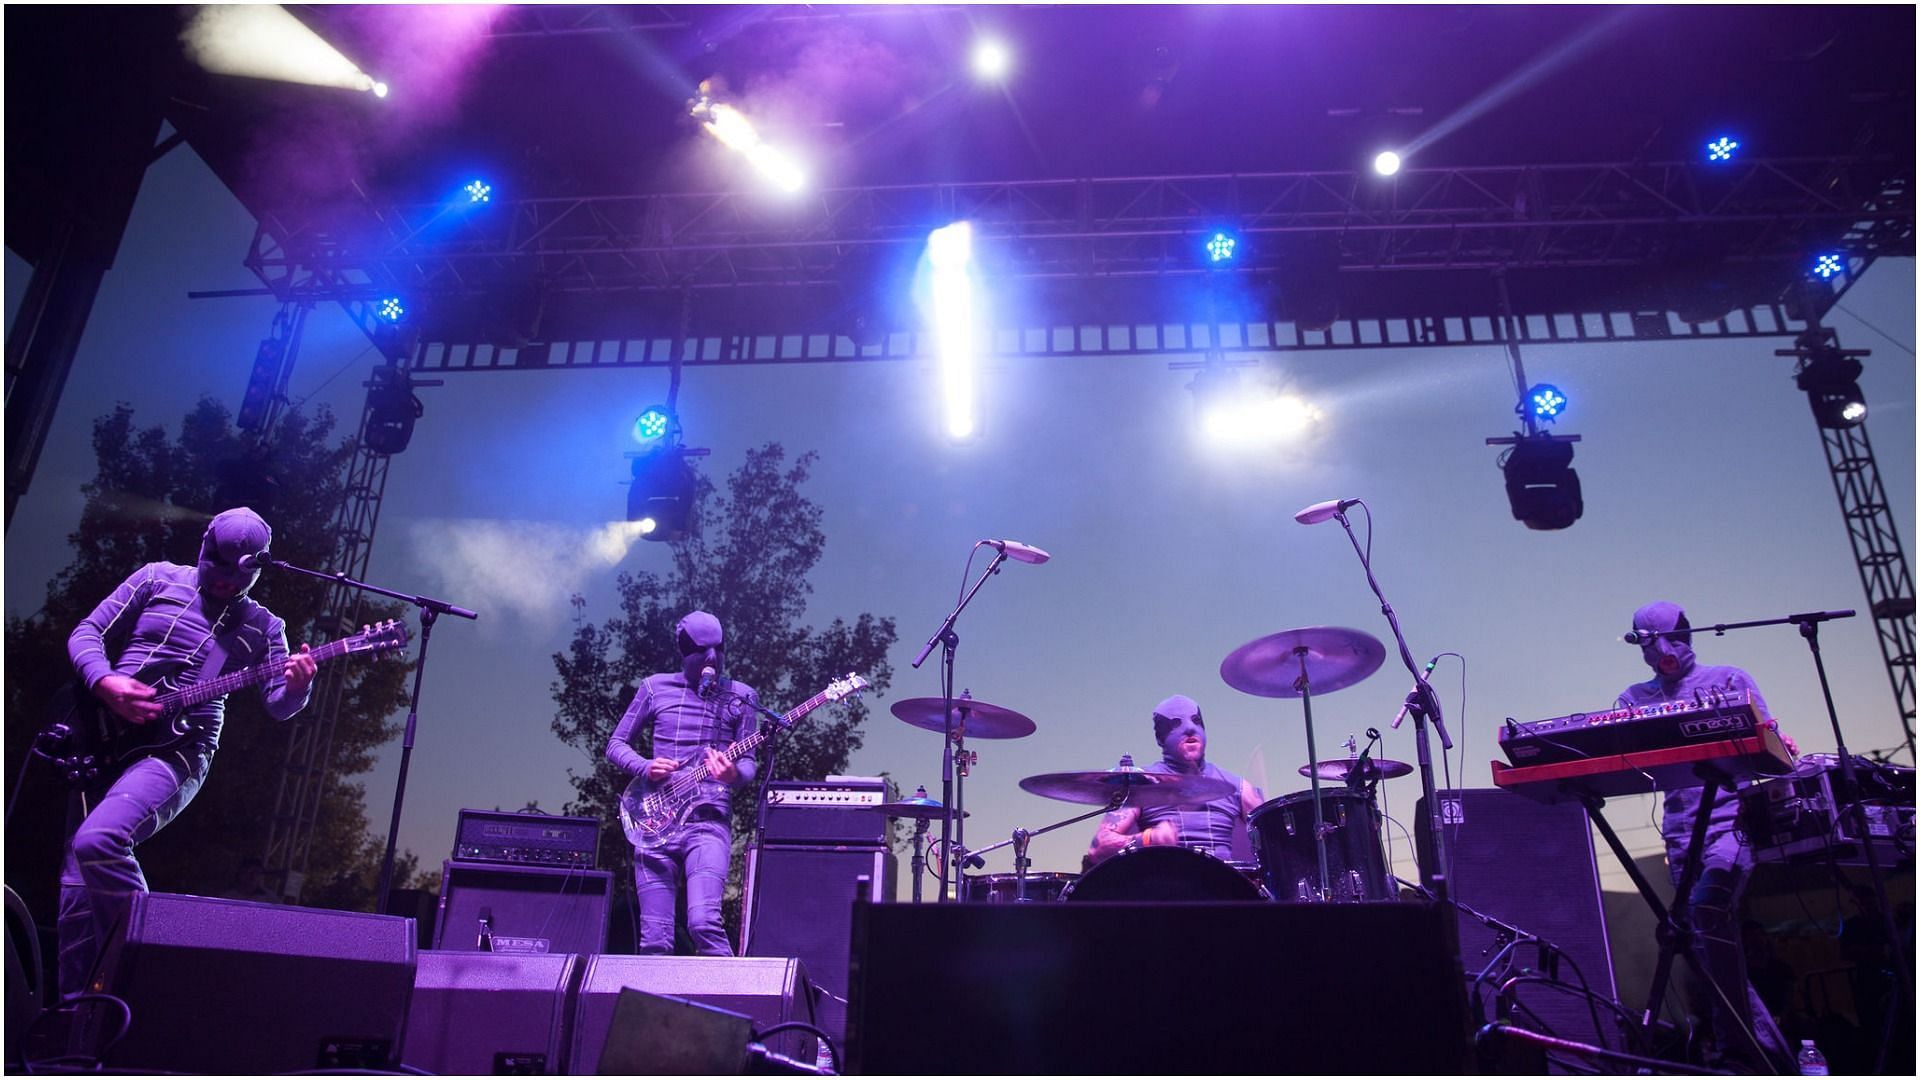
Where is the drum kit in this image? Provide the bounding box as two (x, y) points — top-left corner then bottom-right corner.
(879, 625), (1414, 906)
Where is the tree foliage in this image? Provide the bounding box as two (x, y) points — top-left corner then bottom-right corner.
(4, 398), (423, 927)
(550, 444), (898, 942)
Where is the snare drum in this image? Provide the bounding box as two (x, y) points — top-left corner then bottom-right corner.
(1062, 844), (1270, 902)
(959, 872), (1076, 903)
(1249, 788), (1390, 902)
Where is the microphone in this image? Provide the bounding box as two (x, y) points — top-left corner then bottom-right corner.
(985, 539), (1051, 565)
(1622, 629), (1664, 645)
(237, 552), (272, 571)
(1390, 655), (1443, 730)
(1293, 498), (1360, 525)
(697, 666), (718, 698)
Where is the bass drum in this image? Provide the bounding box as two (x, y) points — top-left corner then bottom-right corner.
(960, 872), (1077, 903)
(1062, 844), (1269, 902)
(1248, 788), (1391, 903)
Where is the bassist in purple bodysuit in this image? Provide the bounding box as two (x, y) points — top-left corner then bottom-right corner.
(57, 508), (317, 997)
(607, 611), (759, 956)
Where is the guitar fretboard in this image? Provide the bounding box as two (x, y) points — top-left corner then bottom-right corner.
(161, 635), (364, 711)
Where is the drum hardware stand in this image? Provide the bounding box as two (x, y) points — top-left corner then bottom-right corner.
(907, 814), (931, 903)
(1290, 649), (1336, 902)
(911, 545), (1014, 901)
(959, 791), (1129, 901)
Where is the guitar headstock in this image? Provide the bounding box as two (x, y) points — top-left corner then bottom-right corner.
(345, 619), (411, 655)
(825, 672), (870, 702)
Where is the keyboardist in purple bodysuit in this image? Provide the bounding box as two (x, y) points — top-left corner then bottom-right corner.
(1617, 600), (1796, 1073)
(1085, 695), (1263, 865)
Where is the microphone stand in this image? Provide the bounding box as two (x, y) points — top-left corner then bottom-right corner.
(256, 557), (478, 913)
(1640, 608), (1911, 1069)
(911, 546), (1011, 901)
(1324, 506), (1455, 914)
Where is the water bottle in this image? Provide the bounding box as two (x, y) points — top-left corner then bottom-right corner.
(1796, 1039), (1828, 1076)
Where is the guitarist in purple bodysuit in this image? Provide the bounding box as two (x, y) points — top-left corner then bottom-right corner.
(607, 611), (758, 956)
(56, 507), (317, 997)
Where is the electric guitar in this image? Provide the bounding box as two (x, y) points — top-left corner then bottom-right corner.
(37, 619), (410, 789)
(618, 672), (869, 851)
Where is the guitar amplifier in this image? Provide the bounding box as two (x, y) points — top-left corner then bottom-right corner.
(454, 809), (600, 868)
(759, 777), (889, 846)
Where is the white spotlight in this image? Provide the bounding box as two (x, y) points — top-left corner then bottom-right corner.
(1373, 150), (1403, 177)
(372, 81), (389, 99)
(183, 6), (381, 94)
(695, 100), (807, 195)
(972, 39), (1013, 81)
(927, 222), (979, 441)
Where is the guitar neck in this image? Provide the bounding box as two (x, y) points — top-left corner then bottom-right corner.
(688, 685), (840, 781)
(160, 637), (353, 711)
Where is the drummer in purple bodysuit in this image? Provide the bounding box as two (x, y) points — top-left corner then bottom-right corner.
(1085, 695), (1264, 866)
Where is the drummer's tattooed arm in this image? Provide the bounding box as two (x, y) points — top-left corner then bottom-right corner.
(1086, 806), (1143, 867)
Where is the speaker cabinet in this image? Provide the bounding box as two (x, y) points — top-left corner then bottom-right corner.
(740, 844), (893, 1043)
(849, 900), (1471, 1074)
(400, 951), (581, 1075)
(569, 955), (816, 1071)
(97, 893), (415, 1074)
(434, 860), (611, 956)
(1416, 788), (1617, 1047)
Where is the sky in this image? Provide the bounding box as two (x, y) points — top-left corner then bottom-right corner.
(6, 128), (1915, 905)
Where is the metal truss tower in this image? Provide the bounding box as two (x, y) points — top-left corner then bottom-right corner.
(1780, 325), (1917, 759)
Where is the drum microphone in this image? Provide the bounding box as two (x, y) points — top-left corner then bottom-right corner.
(1293, 498), (1360, 525)
(1390, 656), (1442, 730)
(985, 539), (1051, 565)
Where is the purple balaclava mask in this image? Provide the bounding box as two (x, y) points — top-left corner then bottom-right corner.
(198, 507), (272, 599)
(676, 610), (725, 685)
(1152, 694), (1207, 772)
(1632, 600), (1696, 683)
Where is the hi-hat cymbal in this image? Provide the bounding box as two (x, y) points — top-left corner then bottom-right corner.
(1220, 626), (1387, 698)
(873, 796), (969, 820)
(891, 697), (1036, 739)
(1018, 765), (1234, 808)
(1298, 758), (1414, 782)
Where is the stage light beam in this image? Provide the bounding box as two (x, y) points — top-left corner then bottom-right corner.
(693, 99), (808, 195)
(183, 6), (386, 96)
(927, 222), (980, 441)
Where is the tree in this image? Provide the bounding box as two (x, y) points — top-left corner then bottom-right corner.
(550, 443), (898, 943)
(4, 398), (424, 929)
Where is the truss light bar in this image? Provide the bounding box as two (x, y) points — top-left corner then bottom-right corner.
(928, 221), (979, 441)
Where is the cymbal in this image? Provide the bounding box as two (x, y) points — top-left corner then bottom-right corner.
(1220, 626), (1386, 698)
(891, 697), (1036, 739)
(1019, 766), (1235, 808)
(1298, 758), (1414, 782)
(874, 797), (968, 820)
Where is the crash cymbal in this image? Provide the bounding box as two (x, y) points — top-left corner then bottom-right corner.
(1018, 765), (1235, 808)
(1298, 758), (1414, 782)
(891, 696), (1037, 739)
(1220, 626), (1387, 698)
